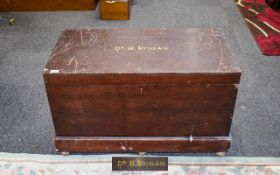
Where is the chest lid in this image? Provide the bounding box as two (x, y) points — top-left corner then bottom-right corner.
(44, 28), (241, 85)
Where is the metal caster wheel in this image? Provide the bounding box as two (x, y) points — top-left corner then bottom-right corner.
(216, 152), (225, 157)
(61, 152), (70, 156)
(139, 152), (146, 156)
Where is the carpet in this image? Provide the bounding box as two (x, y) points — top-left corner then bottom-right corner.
(1, 153), (280, 174)
(1, 0), (280, 157)
(235, 0), (280, 55)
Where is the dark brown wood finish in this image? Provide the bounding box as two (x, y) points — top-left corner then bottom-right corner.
(55, 136), (231, 153)
(100, 0), (132, 20)
(46, 84), (238, 137)
(44, 28), (241, 153)
(0, 0), (98, 11)
(44, 29), (240, 76)
(44, 74), (240, 85)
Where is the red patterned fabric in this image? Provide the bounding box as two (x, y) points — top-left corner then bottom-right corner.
(258, 8), (280, 29)
(256, 34), (280, 55)
(243, 0), (267, 5)
(236, 0), (280, 55)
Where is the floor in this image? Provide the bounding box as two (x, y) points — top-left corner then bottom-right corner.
(2, 152), (280, 174)
(0, 0), (279, 156)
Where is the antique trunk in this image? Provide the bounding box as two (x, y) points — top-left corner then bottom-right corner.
(44, 28), (241, 153)
(100, 0), (132, 20)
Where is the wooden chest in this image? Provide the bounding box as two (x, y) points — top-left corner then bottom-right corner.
(100, 0), (132, 20)
(44, 28), (241, 153)
(0, 0), (98, 11)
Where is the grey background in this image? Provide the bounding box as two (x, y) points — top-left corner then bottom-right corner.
(0, 0), (279, 156)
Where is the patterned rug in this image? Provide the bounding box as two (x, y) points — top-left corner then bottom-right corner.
(235, 0), (280, 55)
(1, 152), (280, 174)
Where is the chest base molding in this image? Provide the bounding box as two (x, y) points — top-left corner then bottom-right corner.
(55, 136), (230, 153)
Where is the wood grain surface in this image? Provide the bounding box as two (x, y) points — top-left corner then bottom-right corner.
(0, 0), (98, 11)
(44, 29), (240, 76)
(55, 136), (231, 153)
(100, 0), (132, 20)
(46, 84), (238, 137)
(44, 28), (241, 153)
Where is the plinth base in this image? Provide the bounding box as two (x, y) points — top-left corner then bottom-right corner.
(55, 136), (230, 153)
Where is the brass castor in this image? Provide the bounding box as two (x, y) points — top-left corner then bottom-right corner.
(61, 152), (70, 156)
(139, 152), (146, 156)
(216, 152), (226, 157)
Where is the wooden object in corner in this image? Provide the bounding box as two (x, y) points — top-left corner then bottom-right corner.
(100, 0), (132, 20)
(0, 0), (99, 11)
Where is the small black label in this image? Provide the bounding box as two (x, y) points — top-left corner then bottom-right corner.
(112, 157), (168, 171)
